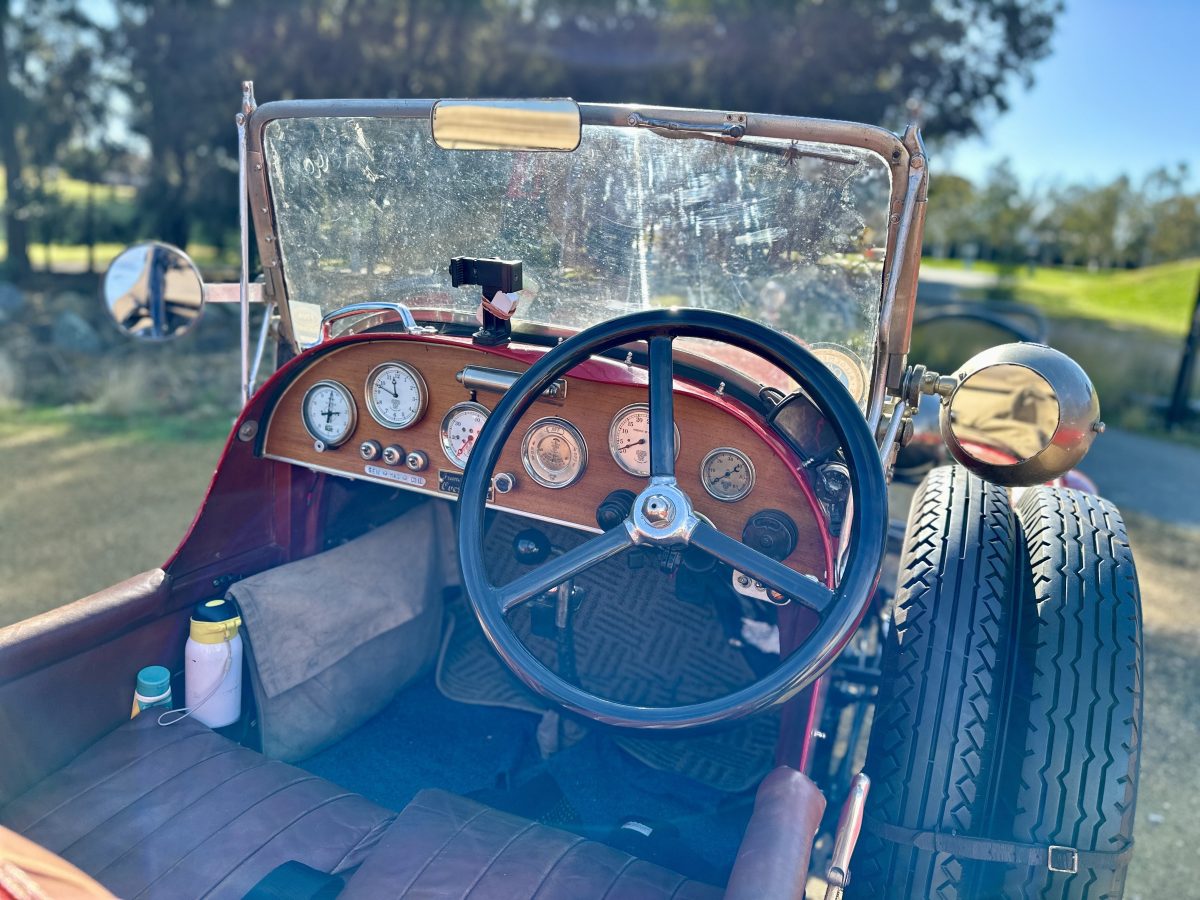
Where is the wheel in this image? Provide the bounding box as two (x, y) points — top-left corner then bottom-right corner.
(456, 307), (888, 729)
(850, 465), (1019, 899)
(995, 486), (1142, 899)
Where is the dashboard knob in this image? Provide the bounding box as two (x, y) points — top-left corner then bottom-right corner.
(493, 472), (516, 494)
(359, 440), (382, 461)
(405, 450), (428, 472)
(741, 509), (799, 561)
(513, 528), (551, 565)
(596, 489), (637, 531)
(381, 444), (405, 466)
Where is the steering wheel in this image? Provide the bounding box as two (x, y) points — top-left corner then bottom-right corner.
(458, 308), (887, 729)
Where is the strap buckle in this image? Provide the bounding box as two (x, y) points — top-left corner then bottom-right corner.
(1047, 845), (1079, 874)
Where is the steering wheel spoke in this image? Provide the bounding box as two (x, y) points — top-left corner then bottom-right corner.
(689, 520), (833, 615)
(496, 522), (635, 613)
(647, 335), (676, 478)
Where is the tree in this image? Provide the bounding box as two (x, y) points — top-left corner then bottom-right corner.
(110, 0), (1063, 249)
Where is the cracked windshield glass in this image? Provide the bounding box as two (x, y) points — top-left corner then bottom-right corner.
(263, 117), (892, 366)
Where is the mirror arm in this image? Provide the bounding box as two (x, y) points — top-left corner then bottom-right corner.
(205, 282), (264, 304)
(236, 80), (257, 408)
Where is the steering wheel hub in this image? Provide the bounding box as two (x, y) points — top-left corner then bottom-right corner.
(629, 480), (696, 544)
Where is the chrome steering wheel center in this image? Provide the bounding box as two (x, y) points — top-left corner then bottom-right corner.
(630, 478), (696, 545)
(641, 494), (674, 527)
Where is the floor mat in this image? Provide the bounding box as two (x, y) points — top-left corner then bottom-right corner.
(437, 514), (781, 793)
(301, 677), (750, 885)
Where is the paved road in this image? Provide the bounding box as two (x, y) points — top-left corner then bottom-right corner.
(1080, 427), (1200, 528)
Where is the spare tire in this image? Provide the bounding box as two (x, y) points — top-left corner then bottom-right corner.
(994, 486), (1143, 899)
(849, 465), (1019, 899)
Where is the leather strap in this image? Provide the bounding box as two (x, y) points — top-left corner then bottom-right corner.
(863, 816), (1134, 874)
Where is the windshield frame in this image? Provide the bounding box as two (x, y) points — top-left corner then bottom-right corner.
(245, 99), (925, 422)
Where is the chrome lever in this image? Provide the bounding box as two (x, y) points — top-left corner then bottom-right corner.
(823, 772), (870, 900)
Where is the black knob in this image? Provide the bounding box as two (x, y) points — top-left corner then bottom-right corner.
(741, 509), (799, 561)
(513, 528), (551, 566)
(596, 489), (637, 531)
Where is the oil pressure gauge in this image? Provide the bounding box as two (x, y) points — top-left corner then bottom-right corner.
(700, 447), (755, 502)
(440, 401), (490, 469)
(302, 380), (357, 450)
(522, 418), (587, 488)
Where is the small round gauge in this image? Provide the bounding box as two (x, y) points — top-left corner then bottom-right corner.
(700, 447), (756, 502)
(365, 361), (427, 429)
(810, 342), (868, 406)
(302, 380), (357, 449)
(440, 401), (490, 469)
(522, 418), (587, 489)
(608, 403), (681, 477)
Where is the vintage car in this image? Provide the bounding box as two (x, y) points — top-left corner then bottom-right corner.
(0, 91), (1141, 900)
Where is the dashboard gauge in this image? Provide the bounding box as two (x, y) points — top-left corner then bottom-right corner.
(810, 342), (868, 406)
(302, 380), (357, 449)
(608, 403), (681, 477)
(522, 418), (587, 489)
(440, 401), (490, 469)
(700, 447), (756, 502)
(365, 361), (427, 429)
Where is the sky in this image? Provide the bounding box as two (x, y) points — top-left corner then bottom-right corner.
(943, 0), (1200, 188)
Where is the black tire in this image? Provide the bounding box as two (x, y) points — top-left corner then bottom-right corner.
(850, 466), (1020, 899)
(995, 487), (1142, 899)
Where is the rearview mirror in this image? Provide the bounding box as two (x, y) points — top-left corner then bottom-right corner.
(431, 99), (582, 151)
(102, 242), (205, 341)
(940, 343), (1102, 487)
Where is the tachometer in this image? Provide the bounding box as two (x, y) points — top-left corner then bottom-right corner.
(440, 401), (489, 469)
(365, 361), (427, 429)
(522, 418), (587, 489)
(302, 380), (357, 449)
(700, 447), (755, 502)
(608, 403), (680, 477)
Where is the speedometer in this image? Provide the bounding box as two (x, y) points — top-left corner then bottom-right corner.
(440, 402), (489, 469)
(608, 403), (680, 477)
(365, 361), (427, 429)
(301, 380), (357, 450)
(522, 418), (587, 488)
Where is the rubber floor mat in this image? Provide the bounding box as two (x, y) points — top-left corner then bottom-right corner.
(437, 514), (780, 793)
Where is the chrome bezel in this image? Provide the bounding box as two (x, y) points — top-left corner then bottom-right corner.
(699, 447), (756, 502)
(364, 360), (428, 430)
(521, 417), (588, 489)
(439, 400), (491, 469)
(608, 402), (681, 477)
(301, 379), (357, 447)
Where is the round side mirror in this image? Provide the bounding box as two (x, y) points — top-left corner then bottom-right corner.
(940, 343), (1102, 487)
(102, 242), (205, 341)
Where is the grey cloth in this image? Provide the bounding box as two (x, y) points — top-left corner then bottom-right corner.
(229, 501), (454, 760)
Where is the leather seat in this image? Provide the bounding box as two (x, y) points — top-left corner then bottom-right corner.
(0, 715), (721, 899)
(339, 788), (720, 899)
(0, 714), (394, 898)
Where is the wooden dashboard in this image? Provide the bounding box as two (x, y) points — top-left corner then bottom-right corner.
(260, 335), (831, 582)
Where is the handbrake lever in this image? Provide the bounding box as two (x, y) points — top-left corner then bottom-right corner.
(823, 772), (870, 900)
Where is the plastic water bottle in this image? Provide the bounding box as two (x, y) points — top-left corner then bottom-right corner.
(131, 665), (173, 717)
(184, 597), (243, 728)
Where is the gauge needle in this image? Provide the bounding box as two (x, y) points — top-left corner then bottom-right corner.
(381, 381), (398, 398)
(618, 437), (646, 451)
(456, 433), (476, 455)
(711, 464), (742, 484)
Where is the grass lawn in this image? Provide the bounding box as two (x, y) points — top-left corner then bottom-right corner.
(922, 257), (1200, 336)
(0, 406), (229, 627)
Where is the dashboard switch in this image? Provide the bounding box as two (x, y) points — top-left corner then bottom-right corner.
(381, 445), (405, 466)
(359, 440), (382, 461)
(404, 450), (428, 472)
(741, 509), (799, 561)
(493, 472), (517, 494)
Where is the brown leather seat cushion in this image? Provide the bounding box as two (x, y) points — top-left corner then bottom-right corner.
(1, 715), (721, 899)
(0, 715), (394, 899)
(340, 788), (721, 899)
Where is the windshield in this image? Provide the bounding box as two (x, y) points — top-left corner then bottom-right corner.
(263, 116), (892, 360)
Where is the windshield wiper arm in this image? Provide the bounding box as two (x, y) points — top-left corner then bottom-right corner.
(627, 111), (746, 139)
